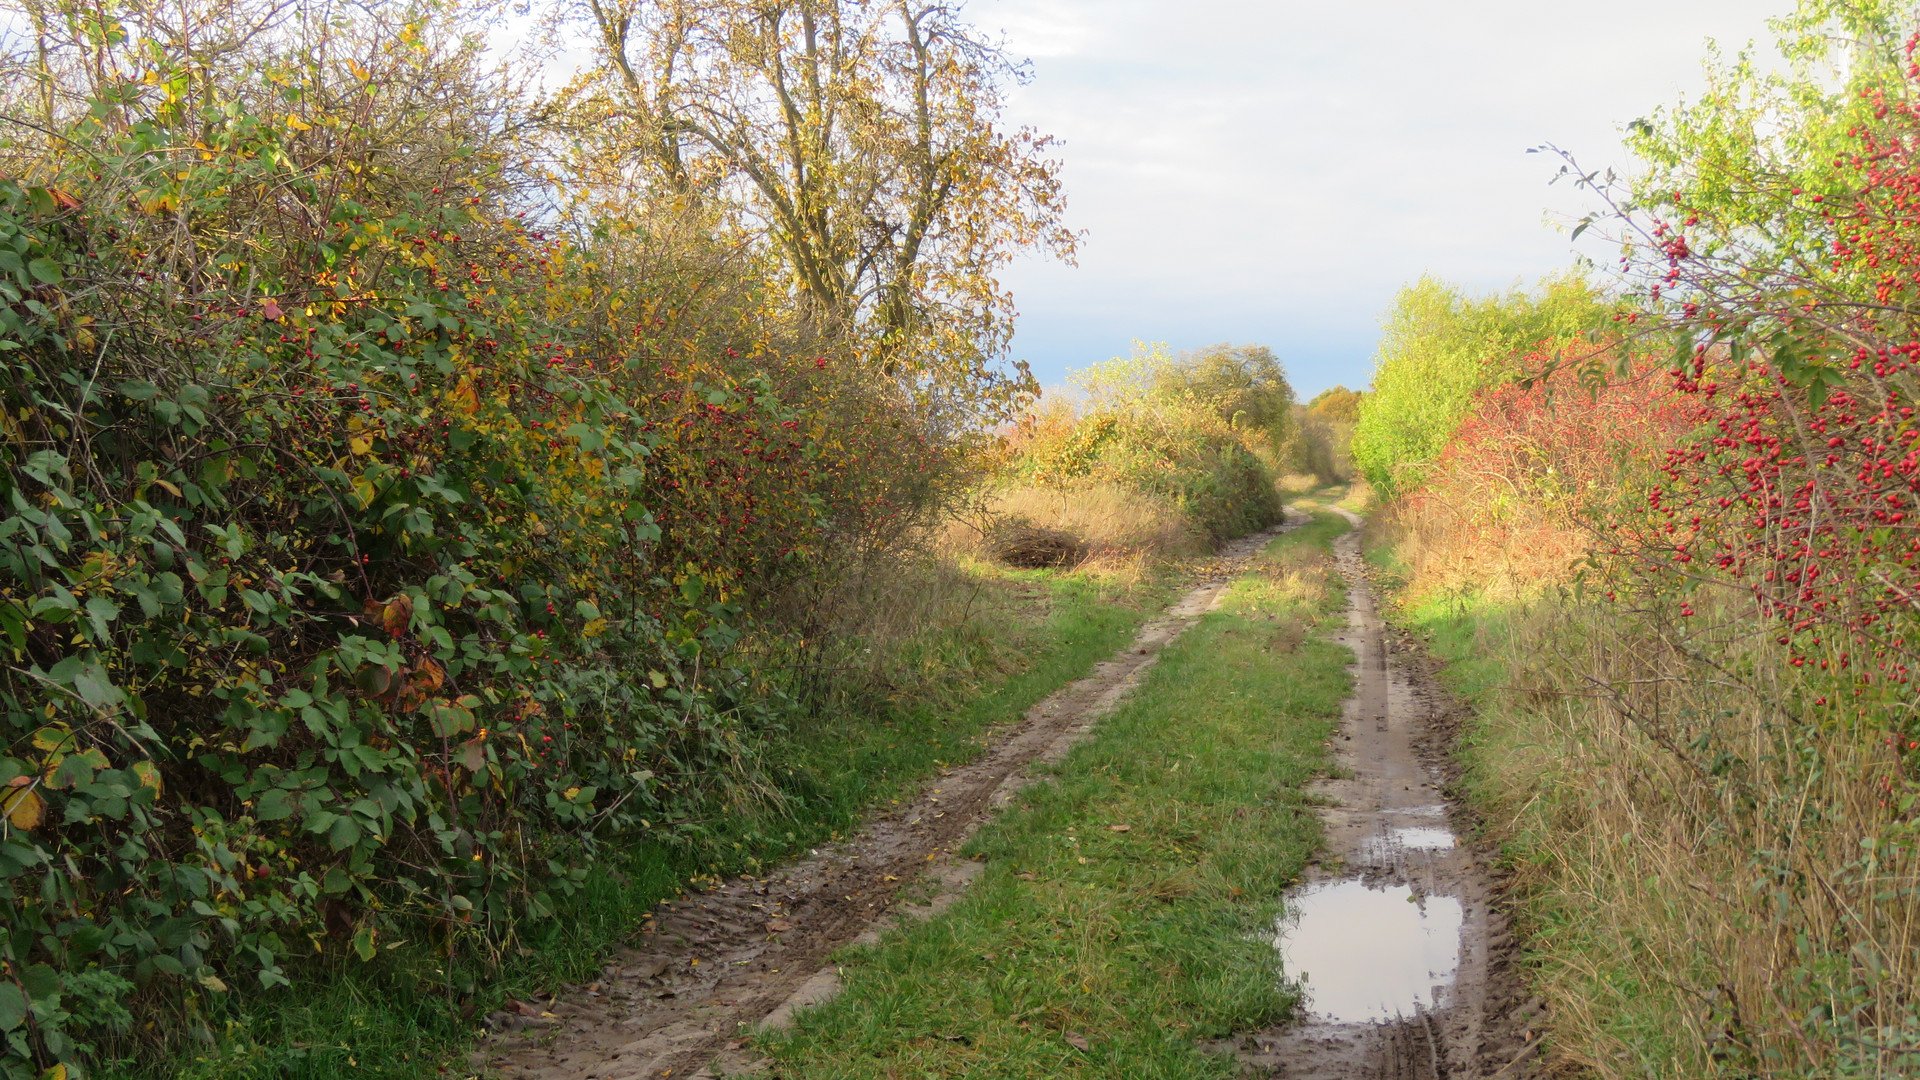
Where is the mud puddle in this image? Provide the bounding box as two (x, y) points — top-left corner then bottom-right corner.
(1213, 509), (1541, 1079)
(473, 520), (1295, 1080)
(1278, 880), (1463, 1024)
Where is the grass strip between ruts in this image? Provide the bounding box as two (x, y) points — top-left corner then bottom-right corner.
(761, 512), (1353, 1079)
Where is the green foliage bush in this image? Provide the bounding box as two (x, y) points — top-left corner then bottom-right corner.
(1350, 273), (1612, 494)
(1001, 344), (1291, 544)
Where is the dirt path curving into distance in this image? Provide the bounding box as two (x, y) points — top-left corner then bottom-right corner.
(473, 520), (1296, 1080)
(1213, 509), (1542, 1079)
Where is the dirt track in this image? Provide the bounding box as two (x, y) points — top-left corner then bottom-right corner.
(1212, 510), (1542, 1079)
(473, 522), (1293, 1080)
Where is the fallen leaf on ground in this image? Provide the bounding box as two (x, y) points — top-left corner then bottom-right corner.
(765, 918), (795, 933)
(1064, 1031), (1091, 1051)
(1014, 872), (1037, 881)
(1107, 824), (1131, 832)
(507, 999), (542, 1017)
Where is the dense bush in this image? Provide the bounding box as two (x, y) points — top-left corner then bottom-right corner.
(993, 344), (1292, 550)
(1350, 273), (1612, 494)
(1295, 385), (1364, 482)
(1375, 5), (1920, 1074)
(0, 0), (1065, 1072)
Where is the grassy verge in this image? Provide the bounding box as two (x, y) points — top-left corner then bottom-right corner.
(1372, 547), (1808, 1075)
(165, 567), (1171, 1080)
(761, 514), (1352, 1078)
(1384, 587), (1693, 1073)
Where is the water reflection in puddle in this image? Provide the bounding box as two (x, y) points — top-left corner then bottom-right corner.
(1276, 880), (1463, 1022)
(1357, 825), (1458, 865)
(1392, 827), (1456, 849)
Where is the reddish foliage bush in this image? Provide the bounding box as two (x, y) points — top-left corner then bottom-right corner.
(1391, 347), (1686, 598)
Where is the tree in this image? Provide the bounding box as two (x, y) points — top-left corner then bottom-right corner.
(556, 0), (1075, 415)
(1307, 385), (1364, 423)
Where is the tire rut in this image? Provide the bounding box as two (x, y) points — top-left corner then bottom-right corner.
(1211, 509), (1541, 1079)
(473, 520), (1296, 1080)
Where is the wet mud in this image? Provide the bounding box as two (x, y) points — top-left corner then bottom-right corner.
(1213, 511), (1542, 1079)
(473, 522), (1295, 1080)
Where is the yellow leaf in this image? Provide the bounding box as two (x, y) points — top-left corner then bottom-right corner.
(30, 725), (69, 752)
(132, 761), (163, 796)
(349, 433), (374, 455)
(152, 479), (182, 498)
(4, 787), (44, 830)
(41, 1064), (66, 1080)
(286, 115), (312, 132)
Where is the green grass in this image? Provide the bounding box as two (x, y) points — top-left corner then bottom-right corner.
(151, 570), (1169, 1080)
(760, 515), (1353, 1078)
(1277, 482), (1350, 517)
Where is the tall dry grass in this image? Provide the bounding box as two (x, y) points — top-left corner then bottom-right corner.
(1381, 366), (1920, 1077)
(1445, 587), (1920, 1078)
(941, 483), (1209, 574)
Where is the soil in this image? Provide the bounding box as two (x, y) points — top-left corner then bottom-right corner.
(472, 521), (1297, 1080)
(1207, 511), (1543, 1079)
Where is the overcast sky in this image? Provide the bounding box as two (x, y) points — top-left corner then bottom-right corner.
(977, 0), (1784, 399)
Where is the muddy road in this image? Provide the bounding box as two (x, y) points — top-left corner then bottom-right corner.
(474, 523), (1295, 1080)
(1214, 510), (1541, 1079)
(475, 509), (1541, 1079)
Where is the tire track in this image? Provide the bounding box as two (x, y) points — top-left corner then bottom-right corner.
(474, 520), (1296, 1080)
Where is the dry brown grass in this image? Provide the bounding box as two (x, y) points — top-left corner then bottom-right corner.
(940, 483), (1207, 574)
(1367, 369), (1920, 1075)
(1410, 547), (1920, 1077)
(1375, 473), (1592, 604)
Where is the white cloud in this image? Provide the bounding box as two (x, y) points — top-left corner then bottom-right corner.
(978, 0), (1784, 396)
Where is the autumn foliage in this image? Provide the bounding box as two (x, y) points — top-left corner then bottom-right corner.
(0, 0), (1073, 1073)
(1377, 14), (1920, 1076)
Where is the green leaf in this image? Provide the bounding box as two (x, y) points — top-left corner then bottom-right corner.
(20, 964), (58, 1003)
(328, 814), (363, 851)
(352, 925), (376, 962)
(0, 983), (23, 1030)
(566, 423), (605, 452)
(254, 788), (293, 822)
(71, 662), (121, 710)
(0, 600), (25, 649)
(26, 258), (60, 285)
(427, 699), (474, 738)
(83, 595), (119, 642)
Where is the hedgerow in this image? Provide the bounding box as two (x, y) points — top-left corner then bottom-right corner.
(0, 3), (1005, 1073)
